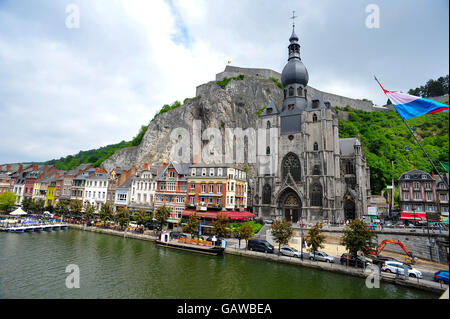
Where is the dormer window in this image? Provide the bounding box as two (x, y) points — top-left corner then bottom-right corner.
(202, 168), (206, 176)
(405, 175), (410, 179)
(289, 87), (294, 96)
(266, 108), (273, 114)
(312, 113), (318, 123)
(312, 100), (319, 109)
(191, 169), (196, 176)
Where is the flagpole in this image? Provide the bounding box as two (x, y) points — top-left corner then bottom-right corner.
(374, 76), (449, 190)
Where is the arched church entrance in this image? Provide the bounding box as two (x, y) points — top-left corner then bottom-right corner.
(277, 188), (302, 223)
(344, 198), (356, 220)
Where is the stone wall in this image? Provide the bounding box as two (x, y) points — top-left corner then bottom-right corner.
(293, 228), (449, 264)
(215, 65), (375, 112)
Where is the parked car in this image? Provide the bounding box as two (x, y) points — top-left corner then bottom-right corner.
(309, 251), (335, 263)
(340, 254), (371, 268)
(128, 221), (138, 228)
(280, 246), (303, 258)
(247, 238), (274, 253)
(395, 222), (405, 228)
(145, 221), (161, 230)
(263, 219), (274, 224)
(381, 261), (423, 278)
(170, 231), (187, 240)
(384, 221), (393, 228)
(371, 256), (399, 266)
(433, 270), (449, 284)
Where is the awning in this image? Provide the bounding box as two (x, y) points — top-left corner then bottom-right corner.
(400, 212), (426, 220)
(182, 209), (256, 221)
(9, 207), (27, 216)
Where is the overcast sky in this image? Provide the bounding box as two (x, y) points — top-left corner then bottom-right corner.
(0, 0), (448, 164)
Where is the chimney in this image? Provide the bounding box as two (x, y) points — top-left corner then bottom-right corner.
(193, 155), (198, 165)
(18, 164), (23, 174)
(32, 164), (38, 171)
(6, 164), (11, 171)
(144, 163), (148, 170)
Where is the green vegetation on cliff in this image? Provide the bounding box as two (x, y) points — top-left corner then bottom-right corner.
(44, 125), (149, 170)
(338, 103), (449, 194)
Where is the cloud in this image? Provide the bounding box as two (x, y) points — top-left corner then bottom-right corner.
(0, 0), (448, 164)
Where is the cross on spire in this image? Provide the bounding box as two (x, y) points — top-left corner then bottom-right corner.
(290, 10), (297, 29)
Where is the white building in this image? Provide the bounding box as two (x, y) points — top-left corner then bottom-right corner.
(83, 172), (109, 210)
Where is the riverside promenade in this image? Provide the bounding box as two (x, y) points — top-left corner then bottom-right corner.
(68, 223), (447, 295)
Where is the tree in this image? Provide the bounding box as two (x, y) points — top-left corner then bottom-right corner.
(305, 222), (326, 258)
(30, 199), (45, 215)
(83, 202), (96, 220)
(154, 205), (170, 231)
(115, 207), (130, 227)
(21, 197), (33, 212)
(341, 219), (378, 257)
(70, 199), (83, 216)
(240, 223), (254, 249)
(54, 200), (69, 216)
(134, 208), (150, 226)
(99, 203), (114, 225)
(212, 213), (229, 238)
(271, 219), (293, 251)
(183, 212), (199, 237)
(0, 191), (17, 213)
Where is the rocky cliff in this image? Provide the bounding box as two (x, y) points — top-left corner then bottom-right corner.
(101, 76), (284, 172)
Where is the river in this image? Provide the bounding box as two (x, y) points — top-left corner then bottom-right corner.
(0, 229), (438, 299)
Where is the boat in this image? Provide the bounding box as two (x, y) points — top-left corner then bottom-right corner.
(34, 227), (43, 232)
(155, 233), (225, 256)
(25, 227), (34, 232)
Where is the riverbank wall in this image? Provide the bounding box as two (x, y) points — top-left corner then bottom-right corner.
(68, 224), (446, 295)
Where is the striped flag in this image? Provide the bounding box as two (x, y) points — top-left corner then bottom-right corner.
(375, 77), (449, 119)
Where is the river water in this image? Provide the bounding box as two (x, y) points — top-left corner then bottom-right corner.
(0, 229), (437, 299)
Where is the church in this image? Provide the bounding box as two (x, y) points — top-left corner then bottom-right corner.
(253, 25), (371, 224)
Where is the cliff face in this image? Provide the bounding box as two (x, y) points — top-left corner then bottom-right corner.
(101, 76), (284, 172)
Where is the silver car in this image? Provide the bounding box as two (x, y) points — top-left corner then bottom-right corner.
(309, 251), (335, 263)
(280, 246), (303, 258)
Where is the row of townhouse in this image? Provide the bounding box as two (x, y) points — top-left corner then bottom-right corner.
(1, 162), (252, 226)
(398, 169), (449, 224)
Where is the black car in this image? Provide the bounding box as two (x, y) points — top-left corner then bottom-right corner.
(170, 231), (187, 239)
(247, 238), (274, 253)
(145, 221), (161, 230)
(340, 254), (370, 268)
(371, 256), (398, 266)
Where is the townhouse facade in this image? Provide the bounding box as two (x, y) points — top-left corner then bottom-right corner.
(83, 168), (109, 210)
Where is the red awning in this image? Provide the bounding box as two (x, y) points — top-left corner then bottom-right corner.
(400, 212), (427, 220)
(182, 209), (256, 220)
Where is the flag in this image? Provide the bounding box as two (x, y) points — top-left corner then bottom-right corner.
(375, 77), (449, 119)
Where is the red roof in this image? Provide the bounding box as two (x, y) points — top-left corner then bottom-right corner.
(182, 209), (255, 220)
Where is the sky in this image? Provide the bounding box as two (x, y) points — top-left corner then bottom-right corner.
(0, 0), (448, 164)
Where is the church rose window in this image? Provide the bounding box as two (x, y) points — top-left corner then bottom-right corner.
(282, 153), (301, 182)
(262, 184), (271, 204)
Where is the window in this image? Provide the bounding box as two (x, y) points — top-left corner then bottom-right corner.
(403, 182), (409, 190)
(289, 87), (294, 96)
(403, 192), (409, 200)
(312, 113), (318, 123)
(426, 192), (433, 201)
(202, 168), (206, 176)
(201, 184), (206, 193)
(267, 121), (271, 129)
(313, 142), (318, 151)
(421, 174), (427, 179)
(413, 182), (420, 190)
(312, 100), (319, 108)
(137, 194), (141, 202)
(218, 184), (222, 194)
(209, 184), (214, 193)
(190, 183), (195, 191)
(414, 192), (421, 200)
(118, 193), (127, 201)
(190, 196), (195, 205)
(191, 169), (196, 176)
(281, 153), (301, 182)
(218, 168), (223, 176)
(345, 162), (355, 175)
(311, 184), (323, 206)
(200, 197), (205, 204)
(266, 146), (270, 155)
(404, 175), (410, 179)
(208, 197), (213, 204)
(168, 182), (176, 191)
(143, 194), (147, 202)
(313, 165), (320, 175)
(283, 89), (286, 99)
(160, 183), (165, 191)
(439, 193), (448, 201)
(297, 87), (303, 96)
(169, 171), (175, 178)
(209, 168), (214, 176)
(426, 205), (435, 212)
(288, 104), (294, 111)
(262, 184), (271, 204)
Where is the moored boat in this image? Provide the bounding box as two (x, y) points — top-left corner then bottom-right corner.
(155, 233), (225, 256)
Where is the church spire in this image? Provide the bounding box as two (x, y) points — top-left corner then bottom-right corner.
(288, 11), (300, 60)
